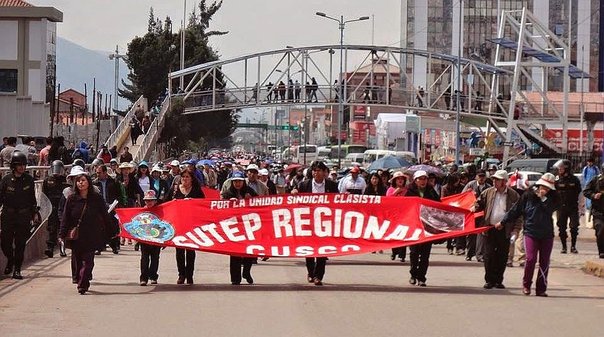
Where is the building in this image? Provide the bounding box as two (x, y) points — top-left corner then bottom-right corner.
(401, 0), (599, 93)
(0, 0), (63, 138)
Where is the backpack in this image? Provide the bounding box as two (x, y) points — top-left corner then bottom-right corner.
(72, 149), (83, 160)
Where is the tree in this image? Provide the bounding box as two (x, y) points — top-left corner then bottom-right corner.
(121, 2), (236, 152)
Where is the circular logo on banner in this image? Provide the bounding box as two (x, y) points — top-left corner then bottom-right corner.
(124, 212), (175, 243)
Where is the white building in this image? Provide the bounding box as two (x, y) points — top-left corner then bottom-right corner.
(0, 0), (62, 139)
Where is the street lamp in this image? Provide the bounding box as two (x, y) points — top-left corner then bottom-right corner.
(454, 1), (463, 165)
(316, 11), (369, 168)
(108, 45), (127, 112)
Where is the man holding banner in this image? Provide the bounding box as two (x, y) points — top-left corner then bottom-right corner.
(472, 170), (520, 290)
(291, 161), (339, 286)
(405, 170), (440, 287)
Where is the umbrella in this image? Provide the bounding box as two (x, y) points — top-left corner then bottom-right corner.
(284, 163), (304, 173)
(367, 155), (412, 171)
(405, 164), (445, 176)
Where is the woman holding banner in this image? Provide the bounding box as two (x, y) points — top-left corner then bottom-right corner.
(167, 169), (205, 285)
(291, 161), (339, 286)
(498, 173), (560, 297)
(221, 171), (258, 285)
(386, 171), (408, 262)
(405, 170), (440, 287)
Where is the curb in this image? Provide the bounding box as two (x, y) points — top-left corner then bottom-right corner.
(582, 260), (604, 278)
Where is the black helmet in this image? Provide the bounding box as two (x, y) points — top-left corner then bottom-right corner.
(10, 151), (27, 168)
(73, 159), (86, 169)
(51, 160), (65, 176)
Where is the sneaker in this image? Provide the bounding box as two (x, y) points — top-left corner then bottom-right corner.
(522, 287), (531, 296)
(313, 277), (323, 286)
(307, 276), (314, 283)
(409, 277), (417, 285)
(560, 248), (567, 254)
(535, 292), (548, 297)
(12, 270), (23, 280)
(455, 249), (465, 256)
(150, 279), (158, 285)
(44, 249), (53, 258)
(140, 280), (148, 286)
(417, 281), (427, 287)
(483, 283), (494, 289)
(176, 276), (185, 284)
(447, 249), (454, 255)
(495, 283), (506, 289)
(95, 250), (101, 255)
(465, 256), (472, 261)
(570, 247), (578, 254)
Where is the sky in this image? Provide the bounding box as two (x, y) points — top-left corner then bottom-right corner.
(31, 0), (403, 57)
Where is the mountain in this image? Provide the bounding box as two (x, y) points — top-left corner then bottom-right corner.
(56, 37), (129, 111)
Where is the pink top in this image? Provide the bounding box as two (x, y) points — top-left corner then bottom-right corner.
(386, 186), (407, 197)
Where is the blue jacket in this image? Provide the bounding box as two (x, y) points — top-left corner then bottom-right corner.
(501, 187), (560, 240)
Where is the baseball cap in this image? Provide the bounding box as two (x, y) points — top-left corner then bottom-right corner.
(170, 160), (180, 167)
(258, 168), (269, 176)
(231, 171), (246, 181)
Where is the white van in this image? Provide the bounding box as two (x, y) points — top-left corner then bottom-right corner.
(343, 153), (364, 167)
(363, 150), (395, 167)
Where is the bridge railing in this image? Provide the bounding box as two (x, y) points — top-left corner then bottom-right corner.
(104, 95), (147, 150)
(177, 84), (531, 120)
(133, 95), (170, 163)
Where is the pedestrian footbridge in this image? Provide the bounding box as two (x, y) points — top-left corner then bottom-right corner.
(169, 9), (589, 161)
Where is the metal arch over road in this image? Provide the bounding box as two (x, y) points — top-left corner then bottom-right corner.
(169, 41), (584, 156)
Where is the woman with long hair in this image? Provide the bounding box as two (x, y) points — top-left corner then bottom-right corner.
(220, 171), (258, 285)
(364, 172), (387, 196)
(59, 167), (118, 294)
(167, 169), (205, 285)
(386, 171), (409, 262)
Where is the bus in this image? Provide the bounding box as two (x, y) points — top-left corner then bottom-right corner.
(330, 144), (368, 160)
(282, 144), (319, 165)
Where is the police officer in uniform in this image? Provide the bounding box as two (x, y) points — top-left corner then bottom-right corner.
(583, 163), (604, 259)
(0, 151), (39, 279)
(554, 159), (582, 254)
(42, 160), (69, 258)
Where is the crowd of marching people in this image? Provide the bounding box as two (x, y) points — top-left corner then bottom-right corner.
(1, 143), (603, 297)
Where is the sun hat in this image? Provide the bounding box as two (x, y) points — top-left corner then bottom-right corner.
(119, 162), (133, 169)
(67, 166), (89, 178)
(413, 170), (428, 180)
(246, 164), (259, 172)
(535, 172), (556, 190)
(143, 190), (158, 201)
(491, 170), (508, 181)
(389, 171), (407, 183)
(151, 165), (163, 174)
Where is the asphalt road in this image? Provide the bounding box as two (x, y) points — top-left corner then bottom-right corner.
(1, 236), (603, 337)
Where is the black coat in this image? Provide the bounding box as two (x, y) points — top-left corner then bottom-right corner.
(60, 192), (118, 252)
(296, 179), (339, 193)
(405, 183), (441, 201)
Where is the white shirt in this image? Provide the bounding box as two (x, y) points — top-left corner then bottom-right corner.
(138, 176), (151, 193)
(338, 175), (367, 194)
(312, 179), (326, 193)
(490, 190), (507, 225)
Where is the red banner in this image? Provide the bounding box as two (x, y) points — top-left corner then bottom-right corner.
(116, 193), (485, 258)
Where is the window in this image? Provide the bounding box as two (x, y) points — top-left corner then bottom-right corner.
(0, 69), (18, 93)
